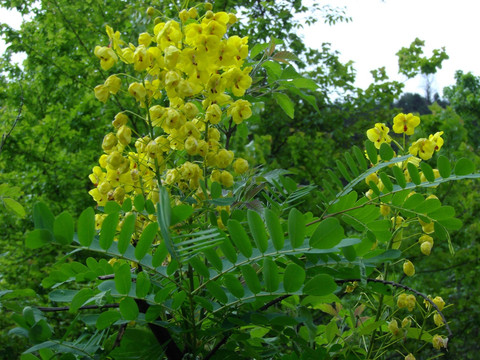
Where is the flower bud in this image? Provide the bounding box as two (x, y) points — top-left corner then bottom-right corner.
(403, 260), (415, 277)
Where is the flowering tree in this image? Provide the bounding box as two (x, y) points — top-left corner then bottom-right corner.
(4, 2), (480, 360)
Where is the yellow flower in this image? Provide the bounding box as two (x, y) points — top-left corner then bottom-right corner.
(102, 133), (118, 152)
(404, 354), (416, 360)
(112, 113), (128, 129)
(433, 296), (445, 311)
(429, 131), (444, 151)
(138, 32), (152, 47)
(94, 85), (110, 103)
(397, 293), (416, 311)
(216, 149), (234, 168)
(419, 219), (435, 234)
(104, 75), (121, 94)
(117, 125), (132, 146)
(432, 334), (448, 350)
(233, 158), (249, 174)
(433, 312), (444, 327)
(94, 45), (118, 70)
(206, 104), (222, 125)
(227, 99), (252, 124)
(133, 45), (150, 72)
(420, 241), (433, 255)
(403, 260), (415, 277)
(388, 319), (399, 336)
(393, 113), (420, 135)
(366, 123), (392, 149)
(409, 138), (435, 160)
(128, 82), (146, 103)
(220, 170), (234, 188)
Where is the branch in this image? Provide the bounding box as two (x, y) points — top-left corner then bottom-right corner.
(336, 278), (453, 338)
(0, 90), (23, 156)
(205, 295), (291, 360)
(37, 303), (119, 312)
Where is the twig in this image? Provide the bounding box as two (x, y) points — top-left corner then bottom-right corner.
(37, 303), (119, 312)
(0, 91), (23, 156)
(336, 278), (453, 338)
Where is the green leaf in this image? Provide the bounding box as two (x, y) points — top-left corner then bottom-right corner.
(119, 297), (139, 320)
(283, 263), (305, 293)
(122, 197), (132, 212)
(336, 160), (352, 182)
(172, 291), (187, 309)
(392, 165), (406, 188)
(273, 93), (294, 119)
(263, 258), (279, 292)
(152, 241), (168, 268)
(265, 208), (284, 250)
(99, 212), (119, 250)
(26, 229), (53, 249)
(247, 210), (268, 253)
(133, 194), (145, 212)
(344, 152), (360, 177)
(118, 213), (136, 255)
(407, 162), (421, 185)
(104, 201), (122, 214)
(353, 145), (368, 171)
(189, 255), (210, 278)
(77, 207), (95, 247)
(3, 197), (25, 217)
(70, 288), (95, 313)
(357, 320), (386, 336)
(272, 50), (300, 64)
(420, 161), (435, 182)
(291, 77), (318, 90)
(96, 310), (121, 330)
(115, 263), (131, 295)
(454, 157), (475, 175)
(437, 155), (451, 178)
(379, 143), (394, 161)
(136, 272), (151, 298)
(365, 141), (378, 165)
(241, 265), (261, 294)
(379, 172), (393, 192)
(219, 236), (237, 263)
(171, 204), (194, 225)
(53, 211), (74, 245)
(157, 188), (178, 261)
(250, 42), (269, 59)
(303, 274), (337, 296)
(203, 248), (223, 272)
(28, 319), (52, 343)
(33, 202), (54, 231)
(227, 219), (252, 258)
(223, 274), (244, 298)
(288, 208), (305, 249)
(206, 281), (227, 303)
(309, 217), (344, 249)
(428, 206), (455, 220)
(135, 222), (158, 261)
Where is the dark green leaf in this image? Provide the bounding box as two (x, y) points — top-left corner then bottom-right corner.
(70, 288), (95, 313)
(273, 93), (294, 119)
(227, 219), (252, 258)
(379, 143), (394, 161)
(136, 272), (151, 298)
(114, 263), (131, 295)
(454, 157), (475, 175)
(288, 208), (305, 249)
(78, 207), (95, 247)
(407, 162), (421, 185)
(353, 145), (368, 171)
(135, 222), (158, 261)
(420, 161), (435, 182)
(263, 258), (279, 292)
(53, 211), (74, 245)
(392, 166), (406, 188)
(119, 297), (139, 320)
(247, 210), (268, 253)
(303, 274), (337, 296)
(96, 310), (121, 330)
(33, 202), (54, 231)
(26, 229), (53, 249)
(365, 141), (378, 165)
(171, 204), (194, 225)
(118, 213), (136, 255)
(223, 274), (244, 298)
(283, 263), (305, 293)
(99, 212), (119, 250)
(133, 194), (145, 212)
(206, 281), (227, 303)
(189, 255), (210, 278)
(104, 201), (122, 214)
(265, 208), (284, 250)
(309, 217), (344, 249)
(437, 155), (451, 178)
(241, 265), (261, 294)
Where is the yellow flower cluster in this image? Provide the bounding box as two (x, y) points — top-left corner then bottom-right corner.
(397, 293), (416, 311)
(366, 113), (444, 161)
(89, 6), (253, 208)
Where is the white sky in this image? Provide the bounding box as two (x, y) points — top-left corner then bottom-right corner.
(299, 0), (480, 97)
(2, 1), (479, 98)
